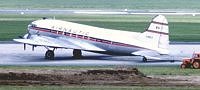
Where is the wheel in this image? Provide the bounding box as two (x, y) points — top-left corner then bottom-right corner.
(142, 56), (147, 62)
(192, 61), (200, 69)
(180, 64), (187, 69)
(45, 50), (54, 60)
(73, 49), (82, 59)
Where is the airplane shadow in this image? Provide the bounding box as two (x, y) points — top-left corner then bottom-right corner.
(23, 55), (180, 63)
(27, 55), (132, 62)
(144, 59), (181, 63)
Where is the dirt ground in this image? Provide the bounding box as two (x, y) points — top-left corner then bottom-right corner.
(0, 68), (199, 86)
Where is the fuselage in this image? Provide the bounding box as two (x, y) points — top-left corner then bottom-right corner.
(28, 19), (161, 55)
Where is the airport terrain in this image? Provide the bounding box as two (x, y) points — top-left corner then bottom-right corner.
(0, 43), (199, 89)
(0, 66), (200, 90)
(0, 67), (199, 86)
(1, 13), (200, 89)
(1, 0), (200, 89)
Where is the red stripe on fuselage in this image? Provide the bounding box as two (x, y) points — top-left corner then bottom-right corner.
(30, 26), (148, 49)
(30, 27), (50, 33)
(146, 30), (168, 35)
(151, 21), (168, 26)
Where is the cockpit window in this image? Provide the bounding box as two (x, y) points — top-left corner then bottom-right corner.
(29, 24), (37, 28)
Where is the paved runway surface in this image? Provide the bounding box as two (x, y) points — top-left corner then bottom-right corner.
(2, 43), (200, 66)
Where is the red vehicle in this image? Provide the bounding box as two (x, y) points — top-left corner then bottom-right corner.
(181, 52), (200, 69)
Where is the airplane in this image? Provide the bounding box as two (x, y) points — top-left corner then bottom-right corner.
(13, 15), (169, 62)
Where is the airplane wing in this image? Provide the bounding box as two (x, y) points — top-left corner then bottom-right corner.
(13, 35), (105, 51)
(132, 50), (161, 60)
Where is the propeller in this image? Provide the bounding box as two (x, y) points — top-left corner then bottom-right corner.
(18, 36), (23, 39)
(27, 33), (31, 39)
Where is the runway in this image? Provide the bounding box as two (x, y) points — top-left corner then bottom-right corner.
(2, 42), (200, 66)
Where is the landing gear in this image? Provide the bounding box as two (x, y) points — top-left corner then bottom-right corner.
(142, 56), (147, 62)
(44, 49), (82, 60)
(73, 49), (82, 59)
(45, 50), (54, 60)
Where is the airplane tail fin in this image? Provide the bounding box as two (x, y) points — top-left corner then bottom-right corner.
(138, 15), (169, 54)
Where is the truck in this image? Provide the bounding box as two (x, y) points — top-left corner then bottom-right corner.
(181, 52), (200, 69)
